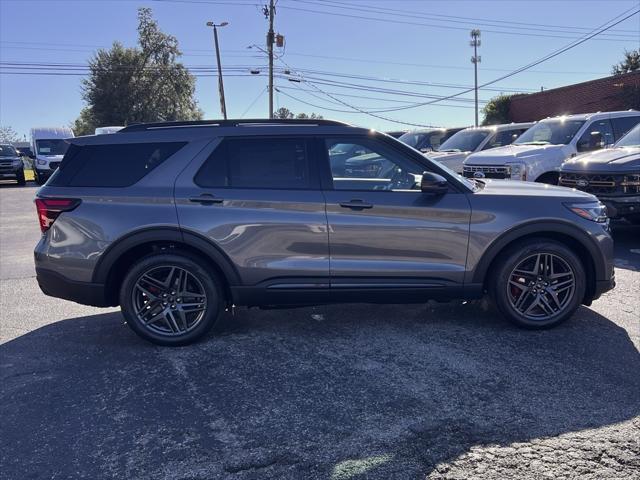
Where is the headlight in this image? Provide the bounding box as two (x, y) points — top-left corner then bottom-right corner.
(37, 159), (47, 166)
(507, 162), (526, 181)
(564, 201), (607, 223)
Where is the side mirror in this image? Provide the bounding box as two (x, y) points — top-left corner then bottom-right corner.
(420, 171), (448, 195)
(28, 153), (36, 160)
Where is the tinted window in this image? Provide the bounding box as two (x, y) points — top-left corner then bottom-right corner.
(616, 123), (640, 147)
(611, 115), (640, 140)
(50, 142), (185, 187)
(196, 138), (312, 189)
(439, 129), (491, 152)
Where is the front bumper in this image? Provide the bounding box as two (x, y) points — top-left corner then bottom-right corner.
(0, 165), (23, 178)
(599, 195), (640, 219)
(36, 267), (110, 307)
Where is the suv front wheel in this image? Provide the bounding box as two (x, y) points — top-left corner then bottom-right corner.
(120, 253), (224, 345)
(490, 239), (586, 328)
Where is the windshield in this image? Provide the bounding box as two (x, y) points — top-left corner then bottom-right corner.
(36, 139), (69, 156)
(515, 120), (584, 145)
(0, 145), (18, 156)
(438, 129), (490, 152)
(615, 123), (640, 147)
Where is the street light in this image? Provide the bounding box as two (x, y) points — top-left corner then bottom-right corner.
(206, 21), (229, 119)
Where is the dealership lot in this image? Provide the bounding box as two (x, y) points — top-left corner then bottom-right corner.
(1, 183), (638, 479)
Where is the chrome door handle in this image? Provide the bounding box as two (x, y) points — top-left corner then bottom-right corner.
(339, 200), (373, 210)
(189, 194), (223, 205)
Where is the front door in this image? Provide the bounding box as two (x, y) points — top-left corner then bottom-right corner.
(321, 136), (471, 300)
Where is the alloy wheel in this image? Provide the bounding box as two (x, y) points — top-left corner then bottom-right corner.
(131, 265), (208, 336)
(507, 253), (576, 321)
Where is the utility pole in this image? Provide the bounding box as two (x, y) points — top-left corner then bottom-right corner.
(470, 29), (481, 127)
(206, 21), (229, 119)
(266, 0), (275, 118)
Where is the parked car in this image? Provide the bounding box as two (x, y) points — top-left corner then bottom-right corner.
(429, 123), (533, 173)
(463, 110), (640, 184)
(398, 127), (465, 153)
(560, 123), (640, 224)
(0, 144), (25, 185)
(31, 127), (74, 185)
(34, 119), (615, 346)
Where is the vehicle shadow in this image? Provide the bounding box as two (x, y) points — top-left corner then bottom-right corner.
(611, 221), (640, 271)
(1, 303), (638, 479)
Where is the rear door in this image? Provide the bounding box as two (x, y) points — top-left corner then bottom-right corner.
(320, 136), (472, 301)
(174, 135), (330, 300)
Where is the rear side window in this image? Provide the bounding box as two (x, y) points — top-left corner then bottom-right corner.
(196, 137), (312, 189)
(50, 142), (185, 187)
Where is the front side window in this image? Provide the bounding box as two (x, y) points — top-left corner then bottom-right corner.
(36, 139), (69, 156)
(196, 137), (312, 189)
(515, 120), (584, 146)
(439, 129), (491, 153)
(577, 119), (615, 152)
(611, 116), (640, 140)
(326, 138), (424, 191)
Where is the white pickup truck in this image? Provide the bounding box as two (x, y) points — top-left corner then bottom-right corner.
(462, 110), (640, 184)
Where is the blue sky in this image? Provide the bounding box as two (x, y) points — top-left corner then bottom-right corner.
(1, 0), (639, 138)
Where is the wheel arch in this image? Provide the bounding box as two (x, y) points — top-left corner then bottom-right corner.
(94, 227), (240, 306)
(472, 221), (604, 303)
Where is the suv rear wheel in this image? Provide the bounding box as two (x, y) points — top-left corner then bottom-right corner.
(120, 253), (224, 346)
(490, 239), (585, 328)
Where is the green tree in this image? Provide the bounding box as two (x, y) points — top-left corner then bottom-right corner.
(75, 7), (202, 132)
(0, 126), (19, 143)
(612, 49), (640, 75)
(481, 94), (515, 126)
(273, 107), (324, 120)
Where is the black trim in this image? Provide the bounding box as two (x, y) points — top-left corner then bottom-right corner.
(92, 227), (241, 286)
(37, 268), (109, 307)
(471, 220), (609, 284)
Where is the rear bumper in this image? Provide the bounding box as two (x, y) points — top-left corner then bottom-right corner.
(36, 267), (111, 307)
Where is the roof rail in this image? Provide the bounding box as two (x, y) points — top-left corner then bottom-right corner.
(119, 118), (350, 132)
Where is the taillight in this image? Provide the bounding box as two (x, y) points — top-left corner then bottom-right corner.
(35, 197), (81, 233)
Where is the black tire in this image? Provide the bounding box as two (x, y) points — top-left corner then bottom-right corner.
(34, 171), (44, 185)
(16, 169), (26, 186)
(489, 239), (586, 329)
(119, 253), (224, 346)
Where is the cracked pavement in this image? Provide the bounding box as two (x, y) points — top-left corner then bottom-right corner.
(1, 184), (639, 479)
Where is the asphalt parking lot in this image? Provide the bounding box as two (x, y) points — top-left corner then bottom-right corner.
(1, 182), (638, 480)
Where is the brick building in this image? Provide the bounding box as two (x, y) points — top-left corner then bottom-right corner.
(509, 71), (640, 122)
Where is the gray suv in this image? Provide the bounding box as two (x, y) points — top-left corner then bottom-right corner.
(34, 119), (615, 345)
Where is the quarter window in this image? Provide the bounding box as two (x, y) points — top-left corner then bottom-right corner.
(196, 137), (312, 189)
(49, 142), (185, 187)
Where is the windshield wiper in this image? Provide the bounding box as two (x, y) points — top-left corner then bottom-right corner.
(515, 141), (550, 146)
(439, 148), (462, 153)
